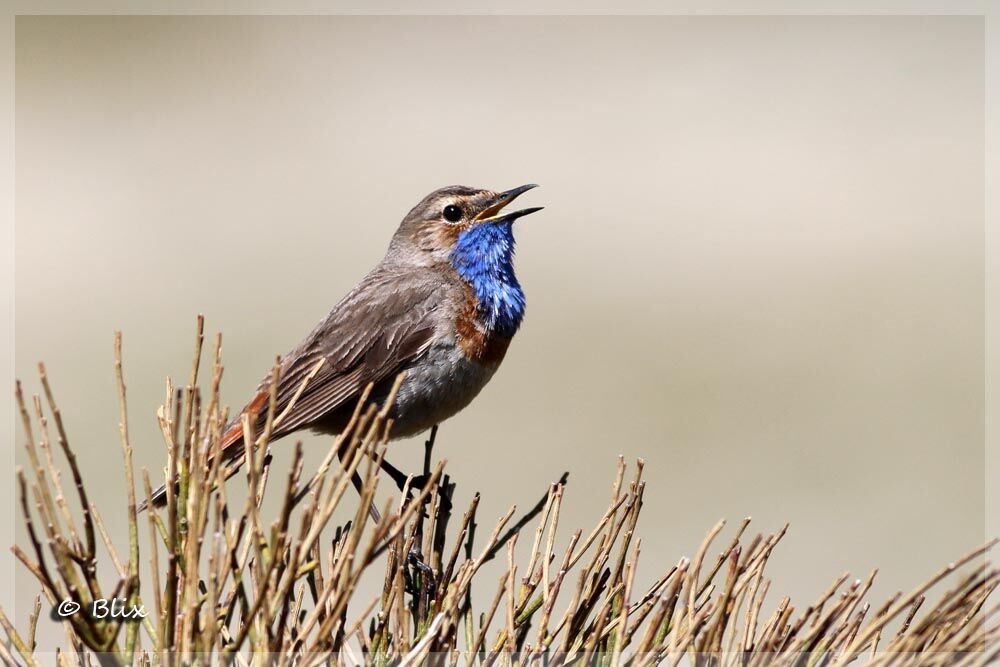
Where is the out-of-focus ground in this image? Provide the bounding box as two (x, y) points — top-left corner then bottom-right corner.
(13, 15), (984, 652)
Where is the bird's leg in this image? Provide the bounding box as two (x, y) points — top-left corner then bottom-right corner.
(421, 425), (450, 512)
(336, 445), (381, 525)
(376, 457), (411, 492)
(422, 424), (437, 478)
(404, 548), (437, 598)
(287, 449), (383, 522)
(290, 474), (315, 509)
(379, 426), (452, 513)
(401, 425), (443, 590)
(376, 424), (439, 494)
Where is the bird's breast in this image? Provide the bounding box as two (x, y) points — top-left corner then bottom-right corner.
(390, 341), (500, 437)
(454, 285), (513, 367)
(381, 281), (514, 438)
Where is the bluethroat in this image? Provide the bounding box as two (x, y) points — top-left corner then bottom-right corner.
(145, 184), (542, 508)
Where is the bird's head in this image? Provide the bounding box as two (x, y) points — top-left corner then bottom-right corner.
(389, 184), (541, 337)
(389, 184), (542, 264)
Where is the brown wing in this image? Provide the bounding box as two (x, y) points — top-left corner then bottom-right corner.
(219, 264), (445, 460)
(141, 264), (447, 511)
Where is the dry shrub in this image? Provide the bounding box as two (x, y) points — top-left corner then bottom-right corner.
(4, 319), (998, 666)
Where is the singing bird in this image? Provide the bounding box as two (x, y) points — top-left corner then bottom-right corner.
(144, 184), (542, 509)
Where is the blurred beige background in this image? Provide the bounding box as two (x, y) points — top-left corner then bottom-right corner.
(14, 15), (984, 649)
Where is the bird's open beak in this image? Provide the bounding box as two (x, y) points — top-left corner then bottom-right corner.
(474, 184), (543, 224)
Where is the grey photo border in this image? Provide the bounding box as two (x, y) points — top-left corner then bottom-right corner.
(0, 0), (994, 655)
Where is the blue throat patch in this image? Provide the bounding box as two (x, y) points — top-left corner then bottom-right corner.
(450, 222), (526, 338)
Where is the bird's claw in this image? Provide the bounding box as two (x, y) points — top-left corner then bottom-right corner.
(404, 548), (436, 595)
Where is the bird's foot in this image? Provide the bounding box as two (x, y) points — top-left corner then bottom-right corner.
(406, 474), (454, 515)
(404, 548), (436, 596)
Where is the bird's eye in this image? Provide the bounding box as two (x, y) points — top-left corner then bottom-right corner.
(443, 204), (463, 223)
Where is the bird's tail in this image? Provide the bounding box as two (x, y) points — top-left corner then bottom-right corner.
(136, 391), (278, 512)
(137, 484), (169, 513)
(137, 390), (270, 512)
(137, 421), (247, 512)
